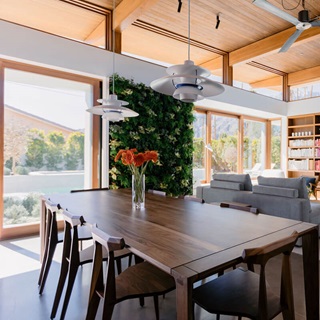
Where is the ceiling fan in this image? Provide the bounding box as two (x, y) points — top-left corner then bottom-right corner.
(253, 0), (320, 52)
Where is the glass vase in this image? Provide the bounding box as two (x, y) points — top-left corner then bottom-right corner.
(132, 173), (145, 209)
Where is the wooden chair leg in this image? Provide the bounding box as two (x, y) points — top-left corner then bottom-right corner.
(59, 265), (79, 320)
(38, 240), (57, 294)
(102, 302), (115, 320)
(86, 291), (101, 320)
(50, 257), (69, 319)
(153, 295), (159, 320)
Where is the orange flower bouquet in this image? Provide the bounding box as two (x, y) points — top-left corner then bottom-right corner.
(115, 148), (158, 209)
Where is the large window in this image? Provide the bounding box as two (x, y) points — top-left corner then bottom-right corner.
(193, 110), (272, 184)
(193, 112), (206, 186)
(243, 119), (266, 178)
(0, 62), (101, 239)
(209, 114), (238, 174)
(270, 119), (281, 169)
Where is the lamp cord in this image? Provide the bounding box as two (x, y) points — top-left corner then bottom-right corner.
(112, 0), (115, 94)
(188, 0), (190, 61)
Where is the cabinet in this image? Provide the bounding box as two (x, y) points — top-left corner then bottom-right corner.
(287, 114), (320, 178)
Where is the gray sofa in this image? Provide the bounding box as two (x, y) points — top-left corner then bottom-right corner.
(196, 173), (320, 228)
(196, 173), (253, 204)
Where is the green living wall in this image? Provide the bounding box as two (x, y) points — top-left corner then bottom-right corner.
(109, 75), (194, 197)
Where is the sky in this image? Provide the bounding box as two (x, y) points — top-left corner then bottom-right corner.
(4, 69), (93, 130)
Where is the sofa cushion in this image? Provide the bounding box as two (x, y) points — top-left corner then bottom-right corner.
(257, 176), (308, 199)
(253, 185), (298, 198)
(212, 173), (252, 191)
(210, 180), (244, 191)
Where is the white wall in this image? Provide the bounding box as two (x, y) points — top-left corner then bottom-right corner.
(287, 97), (320, 116)
(0, 20), (288, 119)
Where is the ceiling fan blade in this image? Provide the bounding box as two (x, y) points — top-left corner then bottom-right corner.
(311, 19), (320, 27)
(279, 29), (303, 52)
(253, 0), (300, 25)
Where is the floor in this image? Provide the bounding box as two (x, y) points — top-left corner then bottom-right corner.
(0, 236), (315, 320)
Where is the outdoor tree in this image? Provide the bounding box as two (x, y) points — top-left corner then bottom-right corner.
(25, 128), (47, 169)
(3, 119), (27, 174)
(64, 131), (84, 170)
(45, 131), (65, 170)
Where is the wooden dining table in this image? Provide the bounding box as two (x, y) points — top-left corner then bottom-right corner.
(41, 189), (319, 320)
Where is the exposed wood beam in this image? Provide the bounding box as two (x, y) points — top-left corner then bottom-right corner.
(200, 57), (222, 71)
(250, 76), (282, 89)
(288, 65), (320, 86)
(84, 20), (106, 46)
(114, 0), (160, 32)
(223, 54), (232, 86)
(229, 26), (320, 66)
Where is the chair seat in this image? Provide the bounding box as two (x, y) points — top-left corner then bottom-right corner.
(100, 261), (175, 302)
(193, 268), (282, 319)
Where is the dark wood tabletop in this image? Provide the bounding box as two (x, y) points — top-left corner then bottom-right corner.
(41, 189), (319, 320)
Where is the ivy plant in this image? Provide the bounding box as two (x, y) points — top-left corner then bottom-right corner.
(109, 74), (194, 197)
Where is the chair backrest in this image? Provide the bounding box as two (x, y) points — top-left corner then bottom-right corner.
(148, 189), (166, 196)
(220, 202), (259, 214)
(90, 225), (125, 302)
(242, 231), (298, 317)
(61, 209), (88, 264)
(44, 199), (61, 243)
(242, 231), (299, 267)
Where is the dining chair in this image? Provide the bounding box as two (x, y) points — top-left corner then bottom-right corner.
(38, 199), (92, 295)
(193, 231), (299, 320)
(50, 210), (132, 320)
(85, 225), (176, 320)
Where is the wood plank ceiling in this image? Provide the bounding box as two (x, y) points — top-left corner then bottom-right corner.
(1, 0), (320, 88)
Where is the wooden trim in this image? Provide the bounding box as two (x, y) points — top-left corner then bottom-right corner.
(0, 61), (4, 239)
(283, 74), (290, 102)
(58, 0), (110, 15)
(206, 114), (211, 183)
(266, 120), (272, 169)
(223, 54), (232, 86)
(239, 116), (244, 174)
(132, 20), (227, 56)
(114, 31), (122, 54)
(247, 61), (287, 76)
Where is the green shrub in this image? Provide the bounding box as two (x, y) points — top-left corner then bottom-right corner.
(15, 166), (30, 175)
(4, 167), (11, 175)
(22, 193), (40, 213)
(4, 204), (29, 224)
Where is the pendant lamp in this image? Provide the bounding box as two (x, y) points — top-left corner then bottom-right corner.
(86, 0), (138, 121)
(150, 0), (224, 103)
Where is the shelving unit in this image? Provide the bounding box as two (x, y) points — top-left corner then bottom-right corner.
(287, 114), (320, 178)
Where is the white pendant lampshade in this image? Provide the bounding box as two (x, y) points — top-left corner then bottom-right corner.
(86, 0), (139, 122)
(86, 94), (138, 122)
(151, 60), (224, 103)
(150, 0), (224, 102)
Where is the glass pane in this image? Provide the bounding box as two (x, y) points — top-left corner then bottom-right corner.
(271, 120), (281, 169)
(210, 115), (238, 174)
(3, 69), (92, 227)
(290, 81), (320, 101)
(193, 113), (206, 186)
(243, 119), (266, 179)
